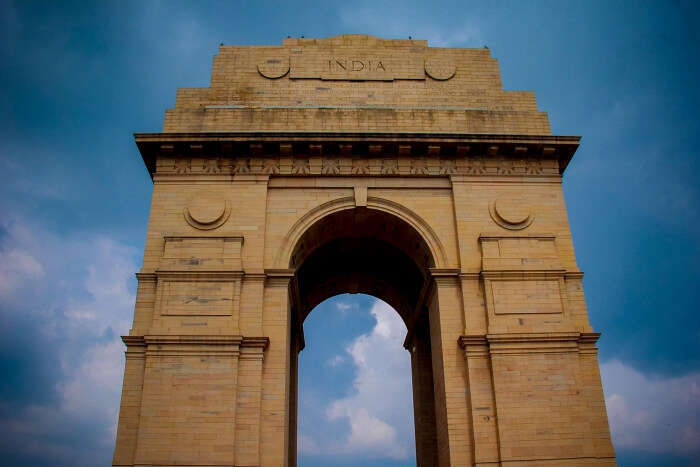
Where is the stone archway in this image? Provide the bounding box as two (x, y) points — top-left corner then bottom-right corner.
(113, 35), (616, 467)
(287, 207), (440, 466)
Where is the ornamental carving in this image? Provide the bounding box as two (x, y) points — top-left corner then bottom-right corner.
(351, 158), (370, 174)
(465, 158), (487, 175)
(175, 158), (191, 174)
(184, 195), (231, 230)
(292, 158), (310, 175)
(424, 57), (456, 81)
(257, 57), (290, 79)
(203, 158), (221, 174)
(322, 158), (340, 175)
(497, 160), (515, 175)
(439, 159), (457, 174)
(262, 158), (280, 174)
(410, 158), (429, 175)
(233, 158), (250, 174)
(526, 160), (544, 175)
(489, 198), (534, 230)
(156, 155), (559, 177)
(380, 159), (398, 175)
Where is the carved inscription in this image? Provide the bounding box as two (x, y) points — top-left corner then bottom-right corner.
(290, 52), (424, 81)
(328, 58), (386, 73)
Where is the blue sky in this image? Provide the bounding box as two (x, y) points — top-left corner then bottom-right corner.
(0, 1), (698, 466)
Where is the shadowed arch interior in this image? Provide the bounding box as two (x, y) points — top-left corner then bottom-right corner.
(287, 207), (439, 466)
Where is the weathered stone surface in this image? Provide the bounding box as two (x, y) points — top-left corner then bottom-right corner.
(113, 35), (615, 467)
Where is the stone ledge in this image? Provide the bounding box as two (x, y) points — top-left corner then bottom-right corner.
(459, 332), (601, 355)
(135, 132), (579, 179)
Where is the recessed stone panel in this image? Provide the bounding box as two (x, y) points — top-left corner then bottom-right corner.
(480, 235), (561, 271)
(160, 236), (243, 271)
(491, 280), (563, 315)
(161, 281), (236, 316)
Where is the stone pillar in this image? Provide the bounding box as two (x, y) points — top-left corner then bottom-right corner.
(260, 271), (294, 467)
(112, 337), (146, 466)
(408, 316), (438, 467)
(235, 337), (268, 466)
(429, 271), (472, 467)
(459, 336), (500, 466)
(133, 336), (241, 466)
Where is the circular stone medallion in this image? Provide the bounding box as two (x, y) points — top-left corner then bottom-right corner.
(489, 198), (534, 230)
(424, 58), (456, 81)
(257, 57), (290, 79)
(184, 196), (230, 230)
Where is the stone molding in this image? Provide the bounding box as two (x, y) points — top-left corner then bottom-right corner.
(136, 132), (579, 179)
(264, 268), (295, 287)
(459, 332), (601, 356)
(121, 335), (270, 357)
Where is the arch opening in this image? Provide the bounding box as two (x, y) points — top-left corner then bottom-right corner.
(287, 208), (439, 466)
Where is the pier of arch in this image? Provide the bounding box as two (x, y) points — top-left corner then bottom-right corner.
(113, 35), (616, 466)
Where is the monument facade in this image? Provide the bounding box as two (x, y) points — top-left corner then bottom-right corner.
(113, 35), (616, 466)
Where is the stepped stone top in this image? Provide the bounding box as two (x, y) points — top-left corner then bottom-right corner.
(163, 34), (551, 135)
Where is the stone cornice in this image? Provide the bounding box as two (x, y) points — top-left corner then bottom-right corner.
(459, 332), (601, 355)
(121, 335), (270, 358)
(480, 269), (568, 279)
(154, 270), (244, 280)
(135, 132), (579, 179)
(144, 335), (243, 345)
(122, 335), (146, 347)
(265, 268), (295, 287)
(121, 335), (272, 347)
(265, 268), (295, 278)
(429, 268), (461, 277)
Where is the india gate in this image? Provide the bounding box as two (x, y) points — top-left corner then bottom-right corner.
(113, 35), (616, 466)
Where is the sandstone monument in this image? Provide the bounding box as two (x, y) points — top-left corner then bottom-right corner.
(113, 34), (616, 466)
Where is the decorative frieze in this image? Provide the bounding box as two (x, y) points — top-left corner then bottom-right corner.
(156, 154), (561, 177)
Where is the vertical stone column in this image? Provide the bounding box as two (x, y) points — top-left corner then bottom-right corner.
(240, 274), (266, 336)
(235, 337), (268, 467)
(130, 273), (156, 336)
(133, 336), (241, 466)
(287, 333), (299, 467)
(578, 334), (616, 460)
(112, 337), (146, 466)
(459, 336), (500, 466)
(408, 318), (438, 467)
(261, 271), (294, 467)
(429, 271), (472, 467)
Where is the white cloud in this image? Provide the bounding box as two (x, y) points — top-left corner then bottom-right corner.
(308, 299), (414, 460)
(328, 355), (345, 367)
(0, 218), (139, 464)
(601, 360), (700, 455)
(0, 248), (44, 298)
(327, 406), (406, 459)
(0, 220), (46, 298)
(336, 302), (352, 311)
(54, 236), (137, 339)
(302, 300), (700, 461)
(57, 338), (126, 440)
